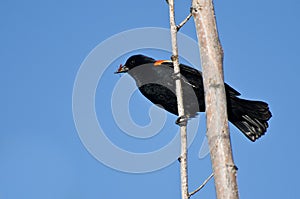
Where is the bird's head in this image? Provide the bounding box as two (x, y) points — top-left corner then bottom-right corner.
(114, 54), (156, 74)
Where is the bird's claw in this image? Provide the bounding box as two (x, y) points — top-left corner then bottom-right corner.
(171, 72), (181, 80)
(177, 156), (181, 163)
(176, 115), (189, 126)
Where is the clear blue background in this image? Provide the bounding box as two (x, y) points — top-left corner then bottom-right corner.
(1, 0), (299, 198)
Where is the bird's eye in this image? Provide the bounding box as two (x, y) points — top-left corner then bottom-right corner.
(131, 60), (135, 65)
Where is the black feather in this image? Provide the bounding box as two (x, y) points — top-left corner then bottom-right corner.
(117, 54), (272, 142)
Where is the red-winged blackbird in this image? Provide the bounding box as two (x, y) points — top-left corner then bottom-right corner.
(115, 54), (272, 142)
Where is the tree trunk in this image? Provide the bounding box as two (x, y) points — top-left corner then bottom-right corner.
(191, 0), (240, 198)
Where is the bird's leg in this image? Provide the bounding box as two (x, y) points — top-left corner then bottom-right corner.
(172, 72), (196, 88)
(171, 71), (181, 80)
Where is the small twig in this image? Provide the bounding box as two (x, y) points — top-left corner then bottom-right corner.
(168, 1), (189, 199)
(189, 173), (214, 197)
(177, 13), (192, 31)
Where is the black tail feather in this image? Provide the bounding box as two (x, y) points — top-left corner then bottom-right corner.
(228, 97), (272, 141)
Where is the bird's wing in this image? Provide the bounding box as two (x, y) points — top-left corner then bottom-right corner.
(153, 60), (241, 96)
(179, 63), (241, 96)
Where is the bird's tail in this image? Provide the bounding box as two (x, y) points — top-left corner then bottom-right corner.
(228, 97), (272, 142)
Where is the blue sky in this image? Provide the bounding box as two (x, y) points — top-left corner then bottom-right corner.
(1, 0), (299, 198)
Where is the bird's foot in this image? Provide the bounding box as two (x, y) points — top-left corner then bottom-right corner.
(171, 71), (181, 80)
(171, 72), (196, 87)
(176, 115), (189, 126)
(177, 156), (181, 163)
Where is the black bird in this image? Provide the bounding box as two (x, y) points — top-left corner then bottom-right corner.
(115, 54), (272, 142)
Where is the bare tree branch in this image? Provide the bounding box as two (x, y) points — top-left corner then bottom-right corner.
(191, 0), (240, 198)
(177, 13), (192, 31)
(168, 1), (189, 199)
(189, 173), (214, 197)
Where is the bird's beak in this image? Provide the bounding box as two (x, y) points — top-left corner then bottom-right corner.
(114, 64), (129, 74)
